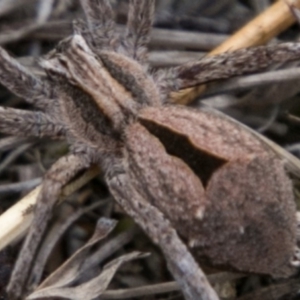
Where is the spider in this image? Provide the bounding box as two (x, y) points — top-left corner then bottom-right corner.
(1, 0), (300, 299)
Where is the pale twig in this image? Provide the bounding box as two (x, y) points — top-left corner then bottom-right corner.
(0, 165), (100, 252)
(211, 0), (300, 53)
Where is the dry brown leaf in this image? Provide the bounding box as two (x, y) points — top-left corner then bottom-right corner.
(27, 252), (148, 300)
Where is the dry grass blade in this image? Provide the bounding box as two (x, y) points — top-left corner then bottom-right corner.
(28, 252), (148, 300)
(26, 218), (147, 299)
(29, 201), (107, 288)
(35, 217), (118, 290)
(100, 272), (245, 299)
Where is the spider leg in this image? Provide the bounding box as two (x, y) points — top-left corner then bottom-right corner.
(6, 154), (90, 300)
(80, 0), (116, 51)
(0, 47), (54, 111)
(0, 107), (65, 138)
(121, 0), (155, 63)
(107, 173), (219, 300)
(156, 43), (300, 98)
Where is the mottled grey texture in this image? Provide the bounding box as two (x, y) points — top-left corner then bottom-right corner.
(0, 0), (299, 299)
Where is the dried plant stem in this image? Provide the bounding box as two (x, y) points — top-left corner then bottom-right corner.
(0, 186), (41, 252)
(100, 272), (245, 299)
(32, 23), (227, 51)
(172, 0), (300, 105)
(211, 0), (300, 53)
(0, 165), (100, 252)
(204, 67), (300, 96)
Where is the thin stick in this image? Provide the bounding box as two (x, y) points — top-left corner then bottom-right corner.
(31, 22), (228, 51)
(204, 67), (300, 96)
(100, 272), (245, 299)
(0, 178), (42, 195)
(211, 0), (300, 53)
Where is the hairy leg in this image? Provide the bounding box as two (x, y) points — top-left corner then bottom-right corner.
(107, 172), (218, 300)
(0, 47), (57, 111)
(7, 154), (90, 300)
(121, 0), (155, 63)
(80, 0), (116, 50)
(156, 43), (300, 98)
(0, 107), (65, 138)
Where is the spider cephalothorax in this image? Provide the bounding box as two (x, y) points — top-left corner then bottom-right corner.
(1, 1), (300, 299)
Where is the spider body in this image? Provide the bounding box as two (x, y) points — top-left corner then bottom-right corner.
(44, 31), (298, 279)
(0, 1), (299, 299)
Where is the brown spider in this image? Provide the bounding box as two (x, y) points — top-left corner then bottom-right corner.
(1, 1), (300, 299)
